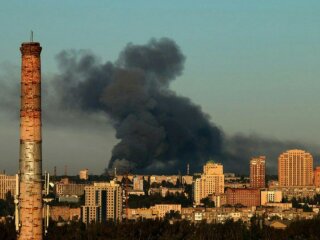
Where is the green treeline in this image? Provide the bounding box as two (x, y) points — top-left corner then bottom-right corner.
(1, 217), (320, 240)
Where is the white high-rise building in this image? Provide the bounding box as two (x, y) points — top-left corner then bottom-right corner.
(193, 161), (224, 205)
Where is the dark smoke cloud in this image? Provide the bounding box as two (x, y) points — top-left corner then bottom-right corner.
(223, 134), (320, 175)
(40, 38), (320, 174)
(51, 38), (223, 173)
(1, 38), (319, 175)
(0, 63), (20, 113)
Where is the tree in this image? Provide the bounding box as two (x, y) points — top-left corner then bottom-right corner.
(200, 197), (215, 208)
(291, 197), (301, 208)
(164, 210), (181, 220)
(0, 191), (14, 217)
(302, 204), (312, 212)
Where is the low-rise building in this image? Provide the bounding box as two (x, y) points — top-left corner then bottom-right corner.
(160, 187), (184, 197)
(209, 194), (227, 207)
(151, 204), (181, 218)
(128, 190), (145, 196)
(150, 175), (179, 185)
(182, 176), (193, 185)
(225, 188), (260, 207)
(50, 206), (81, 222)
(265, 203), (292, 210)
(269, 186), (316, 200)
(55, 182), (87, 197)
(261, 190), (282, 205)
(128, 208), (157, 220)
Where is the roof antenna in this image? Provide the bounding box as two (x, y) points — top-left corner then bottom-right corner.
(30, 30), (33, 42)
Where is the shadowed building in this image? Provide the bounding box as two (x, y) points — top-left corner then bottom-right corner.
(82, 181), (122, 224)
(314, 166), (320, 187)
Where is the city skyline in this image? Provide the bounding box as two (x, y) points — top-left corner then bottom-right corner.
(1, 1), (320, 174)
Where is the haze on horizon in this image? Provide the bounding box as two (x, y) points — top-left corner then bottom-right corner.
(0, 1), (320, 175)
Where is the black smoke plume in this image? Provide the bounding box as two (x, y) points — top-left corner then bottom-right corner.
(0, 38), (319, 174)
(222, 134), (320, 174)
(52, 38), (222, 173)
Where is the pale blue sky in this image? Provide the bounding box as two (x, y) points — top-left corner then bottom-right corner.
(1, 1), (320, 174)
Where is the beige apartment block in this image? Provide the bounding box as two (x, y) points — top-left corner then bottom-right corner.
(128, 208), (157, 220)
(261, 190), (282, 205)
(209, 194), (227, 207)
(0, 174), (16, 199)
(79, 169), (89, 180)
(133, 176), (144, 191)
(49, 206), (81, 222)
(55, 182), (87, 196)
(150, 175), (179, 185)
(82, 181), (122, 224)
(182, 175), (193, 185)
(193, 161), (224, 205)
(278, 149), (313, 187)
(128, 204), (181, 220)
(151, 204), (181, 218)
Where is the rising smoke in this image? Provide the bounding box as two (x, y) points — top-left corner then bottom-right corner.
(51, 38), (222, 173)
(222, 134), (320, 174)
(0, 38), (319, 174)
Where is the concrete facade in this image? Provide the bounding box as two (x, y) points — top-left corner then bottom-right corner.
(82, 181), (122, 224)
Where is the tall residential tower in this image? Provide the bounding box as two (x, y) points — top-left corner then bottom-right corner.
(278, 149), (313, 187)
(250, 156), (266, 188)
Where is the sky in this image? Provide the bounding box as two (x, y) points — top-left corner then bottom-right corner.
(0, 1), (320, 175)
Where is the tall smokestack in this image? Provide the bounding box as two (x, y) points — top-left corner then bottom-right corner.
(18, 42), (43, 240)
